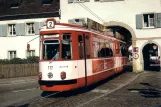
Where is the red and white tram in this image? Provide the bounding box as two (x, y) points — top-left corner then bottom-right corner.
(38, 18), (128, 92)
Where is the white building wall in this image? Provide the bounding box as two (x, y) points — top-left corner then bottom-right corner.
(0, 0), (161, 71)
(0, 17), (59, 59)
(60, 0), (161, 38)
(60, 0), (161, 72)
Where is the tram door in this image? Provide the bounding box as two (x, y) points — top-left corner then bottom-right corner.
(76, 31), (90, 87)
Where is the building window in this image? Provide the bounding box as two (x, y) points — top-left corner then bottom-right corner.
(143, 14), (154, 28)
(8, 24), (16, 36)
(26, 23), (35, 35)
(136, 13), (161, 29)
(68, 0), (90, 3)
(27, 50), (35, 57)
(42, 0), (53, 5)
(8, 51), (16, 59)
(10, 0), (23, 8)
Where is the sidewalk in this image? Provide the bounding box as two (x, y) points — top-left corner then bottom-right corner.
(0, 76), (37, 85)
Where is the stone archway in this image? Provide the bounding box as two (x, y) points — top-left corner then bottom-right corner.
(104, 21), (137, 72)
(104, 21), (136, 40)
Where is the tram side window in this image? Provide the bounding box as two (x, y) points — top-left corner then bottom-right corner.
(92, 37), (99, 58)
(98, 39), (113, 57)
(98, 39), (104, 57)
(85, 36), (90, 58)
(78, 35), (84, 59)
(62, 33), (72, 60)
(120, 44), (127, 56)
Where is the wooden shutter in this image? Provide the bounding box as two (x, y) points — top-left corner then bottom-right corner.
(40, 22), (44, 28)
(68, 19), (75, 24)
(0, 25), (7, 37)
(155, 13), (161, 28)
(136, 14), (143, 29)
(34, 22), (40, 35)
(16, 23), (25, 36)
(68, 0), (73, 3)
(20, 23), (25, 36)
(34, 22), (44, 35)
(84, 0), (90, 2)
(15, 24), (20, 36)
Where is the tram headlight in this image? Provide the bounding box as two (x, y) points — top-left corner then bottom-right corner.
(60, 71), (66, 80)
(38, 72), (42, 80)
(48, 72), (53, 79)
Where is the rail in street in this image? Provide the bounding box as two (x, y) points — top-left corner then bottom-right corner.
(0, 71), (160, 107)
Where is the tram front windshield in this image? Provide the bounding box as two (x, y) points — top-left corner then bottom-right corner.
(42, 33), (72, 60)
(43, 40), (60, 60)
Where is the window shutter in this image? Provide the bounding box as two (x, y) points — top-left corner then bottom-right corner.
(0, 25), (2, 36)
(16, 23), (25, 36)
(68, 0), (73, 3)
(136, 14), (143, 29)
(84, 0), (90, 2)
(68, 19), (75, 24)
(40, 22), (44, 28)
(155, 13), (161, 28)
(0, 25), (7, 37)
(34, 22), (44, 35)
(34, 22), (40, 35)
(20, 23), (25, 36)
(16, 24), (20, 36)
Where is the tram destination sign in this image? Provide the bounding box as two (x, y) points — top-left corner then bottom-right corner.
(87, 18), (105, 32)
(44, 34), (59, 38)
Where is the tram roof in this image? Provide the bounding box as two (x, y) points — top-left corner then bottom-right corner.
(40, 20), (125, 43)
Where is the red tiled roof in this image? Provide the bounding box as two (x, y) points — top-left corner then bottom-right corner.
(0, 0), (60, 16)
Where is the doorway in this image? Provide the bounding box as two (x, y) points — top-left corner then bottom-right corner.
(142, 43), (160, 71)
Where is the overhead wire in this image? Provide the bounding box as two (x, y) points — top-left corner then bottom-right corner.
(75, 1), (106, 23)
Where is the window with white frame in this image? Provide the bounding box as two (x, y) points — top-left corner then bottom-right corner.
(42, 0), (53, 5)
(8, 24), (16, 36)
(10, 0), (23, 8)
(26, 23), (35, 35)
(27, 50), (35, 57)
(68, 0), (89, 3)
(8, 51), (16, 59)
(136, 13), (161, 29)
(143, 14), (154, 28)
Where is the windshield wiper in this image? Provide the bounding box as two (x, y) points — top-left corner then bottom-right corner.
(49, 52), (59, 64)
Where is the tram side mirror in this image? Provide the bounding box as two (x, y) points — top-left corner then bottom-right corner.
(78, 36), (83, 42)
(27, 44), (30, 51)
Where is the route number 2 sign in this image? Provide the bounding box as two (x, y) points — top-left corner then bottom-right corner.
(47, 21), (54, 29)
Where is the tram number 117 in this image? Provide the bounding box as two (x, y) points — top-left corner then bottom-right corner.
(48, 66), (53, 70)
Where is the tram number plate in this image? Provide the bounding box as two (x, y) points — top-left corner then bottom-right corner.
(48, 66), (53, 70)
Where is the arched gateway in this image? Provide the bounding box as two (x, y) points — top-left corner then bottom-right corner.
(104, 21), (136, 72)
(142, 43), (160, 71)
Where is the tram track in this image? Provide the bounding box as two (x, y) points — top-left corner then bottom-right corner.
(8, 91), (62, 107)
(6, 72), (140, 107)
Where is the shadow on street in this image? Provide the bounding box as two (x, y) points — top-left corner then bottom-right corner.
(128, 82), (161, 98)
